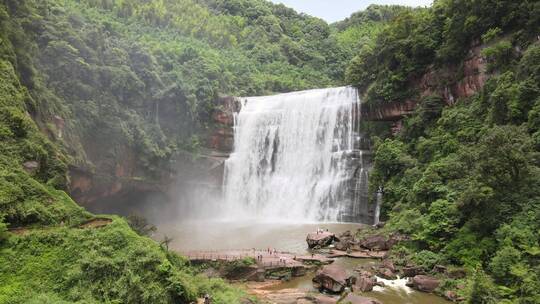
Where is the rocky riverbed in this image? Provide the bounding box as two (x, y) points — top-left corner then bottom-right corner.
(157, 221), (454, 304)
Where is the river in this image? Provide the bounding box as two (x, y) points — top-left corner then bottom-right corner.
(155, 220), (450, 304)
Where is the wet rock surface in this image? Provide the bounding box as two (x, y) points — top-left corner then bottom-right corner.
(307, 232), (337, 249)
(313, 265), (356, 293)
(354, 270), (377, 292)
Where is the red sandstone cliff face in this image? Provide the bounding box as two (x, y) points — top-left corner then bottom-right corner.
(69, 145), (171, 205)
(417, 44), (488, 104)
(363, 43), (488, 124)
(68, 96), (239, 207)
(206, 96), (240, 153)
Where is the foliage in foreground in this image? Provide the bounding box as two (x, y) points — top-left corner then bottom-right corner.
(0, 217), (247, 304)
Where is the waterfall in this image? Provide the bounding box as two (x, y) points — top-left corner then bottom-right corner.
(223, 86), (369, 222)
(374, 187), (383, 226)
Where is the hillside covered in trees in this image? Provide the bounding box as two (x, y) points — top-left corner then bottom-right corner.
(353, 1), (540, 303)
(1, 0), (540, 303)
(0, 0), (398, 302)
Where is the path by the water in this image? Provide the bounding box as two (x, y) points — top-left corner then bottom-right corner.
(182, 249), (333, 269)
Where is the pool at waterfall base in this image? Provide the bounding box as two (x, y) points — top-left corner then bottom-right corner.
(155, 220), (450, 304)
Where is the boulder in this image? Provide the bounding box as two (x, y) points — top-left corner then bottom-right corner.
(313, 265), (356, 293)
(354, 274), (377, 292)
(334, 240), (352, 251)
(359, 235), (388, 250)
(402, 266), (423, 278)
(382, 259), (396, 272)
(406, 275), (440, 293)
(376, 267), (397, 280)
(307, 232), (336, 249)
(358, 233), (406, 251)
(339, 294), (382, 304)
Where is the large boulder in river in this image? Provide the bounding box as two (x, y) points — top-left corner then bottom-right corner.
(307, 231), (336, 249)
(354, 270), (377, 292)
(406, 275), (440, 292)
(313, 265), (356, 293)
(339, 294), (382, 304)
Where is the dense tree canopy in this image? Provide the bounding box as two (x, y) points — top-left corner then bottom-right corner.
(360, 2), (540, 300)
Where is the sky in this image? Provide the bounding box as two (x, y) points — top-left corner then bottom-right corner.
(269, 0), (433, 23)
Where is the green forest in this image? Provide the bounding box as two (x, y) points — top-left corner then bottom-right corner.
(1, 0), (539, 303)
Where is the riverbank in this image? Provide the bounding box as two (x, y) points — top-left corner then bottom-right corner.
(156, 221), (452, 304)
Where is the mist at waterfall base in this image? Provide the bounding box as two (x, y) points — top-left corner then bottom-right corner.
(155, 87), (373, 249)
(174, 86), (372, 224)
(152, 88), (450, 304)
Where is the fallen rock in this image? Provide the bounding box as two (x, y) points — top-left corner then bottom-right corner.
(307, 232), (336, 249)
(313, 265), (356, 293)
(406, 275), (440, 292)
(339, 294), (382, 304)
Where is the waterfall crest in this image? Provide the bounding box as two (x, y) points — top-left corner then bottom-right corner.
(223, 86), (369, 222)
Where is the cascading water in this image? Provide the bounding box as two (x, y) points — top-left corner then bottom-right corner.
(223, 86), (372, 222)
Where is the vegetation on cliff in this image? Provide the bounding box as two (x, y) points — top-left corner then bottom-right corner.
(3, 0), (539, 302)
(353, 1), (540, 302)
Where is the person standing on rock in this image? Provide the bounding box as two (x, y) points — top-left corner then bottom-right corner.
(204, 294), (211, 304)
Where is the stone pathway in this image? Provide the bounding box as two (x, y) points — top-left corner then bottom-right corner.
(182, 249), (333, 269)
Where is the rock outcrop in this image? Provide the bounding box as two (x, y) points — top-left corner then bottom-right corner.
(406, 275), (440, 293)
(307, 231), (337, 249)
(313, 265), (356, 293)
(354, 270), (378, 292)
(402, 266), (423, 278)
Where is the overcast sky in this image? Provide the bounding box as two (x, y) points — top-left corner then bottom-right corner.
(269, 0), (433, 23)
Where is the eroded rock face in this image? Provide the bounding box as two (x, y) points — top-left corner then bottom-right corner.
(406, 275), (440, 292)
(340, 294), (382, 304)
(207, 96), (240, 153)
(307, 232), (336, 249)
(313, 265), (356, 293)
